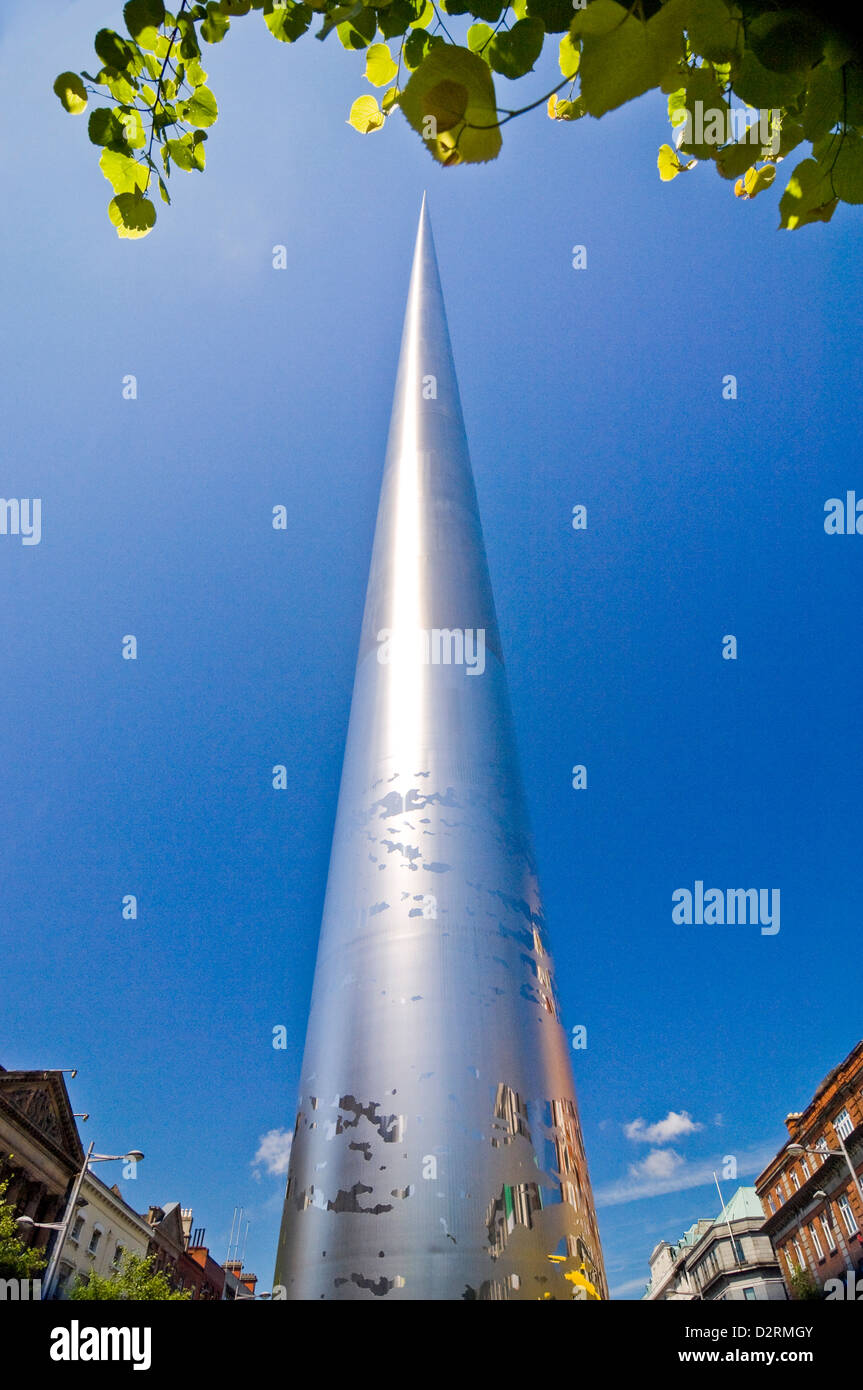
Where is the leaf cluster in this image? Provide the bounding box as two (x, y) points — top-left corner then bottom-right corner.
(69, 1249), (192, 1299)
(0, 1175), (48, 1280)
(54, 0), (863, 234)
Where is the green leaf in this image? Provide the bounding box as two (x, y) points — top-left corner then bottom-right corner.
(488, 18), (544, 80)
(118, 108), (147, 148)
(108, 190), (157, 238)
(801, 62), (843, 143)
(348, 94), (385, 131)
(748, 10), (824, 76)
(53, 72), (88, 114)
(741, 163), (775, 198)
(547, 93), (583, 120)
(657, 141), (683, 180)
(336, 6), (377, 48)
(730, 51), (807, 110)
(715, 138), (759, 179)
(94, 28), (143, 75)
(157, 173), (172, 203)
(403, 29), (444, 69)
(123, 0), (166, 49)
(164, 131), (208, 169)
(201, 2), (231, 41)
(667, 85), (687, 128)
(778, 156), (837, 229)
(99, 65), (140, 102)
(99, 147), (149, 193)
(382, 86), (400, 111)
(411, 0), (434, 29)
(180, 85), (218, 126)
(365, 42), (398, 85)
(467, 23), (494, 56)
(775, 118), (803, 161)
(684, 0), (742, 65)
(464, 0), (504, 21)
(378, 0), (416, 39)
(88, 107), (127, 146)
(833, 133), (863, 205)
(399, 43), (502, 165)
(186, 59), (208, 86)
(573, 0), (687, 119)
(264, 1), (312, 41)
(525, 0), (575, 35)
(220, 0), (252, 12)
(177, 13), (202, 60)
(846, 66), (863, 126)
(676, 67), (728, 159)
(558, 32), (579, 80)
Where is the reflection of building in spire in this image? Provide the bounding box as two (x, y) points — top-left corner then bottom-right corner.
(491, 1083), (531, 1148)
(532, 927), (559, 1018)
(485, 1181), (544, 1259)
(548, 1097), (605, 1296)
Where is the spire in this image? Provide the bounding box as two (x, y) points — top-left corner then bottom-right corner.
(274, 202), (607, 1301)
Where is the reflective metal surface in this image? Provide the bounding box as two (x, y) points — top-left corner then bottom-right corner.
(274, 198), (607, 1300)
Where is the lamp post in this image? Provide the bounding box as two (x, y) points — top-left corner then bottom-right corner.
(787, 1140), (863, 1201)
(42, 1142), (144, 1300)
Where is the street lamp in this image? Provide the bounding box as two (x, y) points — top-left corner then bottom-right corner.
(787, 1140), (863, 1200)
(42, 1141), (144, 1300)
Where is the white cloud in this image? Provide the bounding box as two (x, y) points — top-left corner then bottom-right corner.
(594, 1141), (778, 1208)
(624, 1110), (703, 1145)
(609, 1276), (650, 1300)
(628, 1148), (684, 1181)
(252, 1128), (293, 1179)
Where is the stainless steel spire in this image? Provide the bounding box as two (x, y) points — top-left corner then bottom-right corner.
(274, 197), (607, 1301)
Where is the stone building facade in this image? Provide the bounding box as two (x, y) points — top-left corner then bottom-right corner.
(0, 1067), (83, 1266)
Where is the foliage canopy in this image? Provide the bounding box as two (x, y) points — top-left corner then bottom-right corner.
(69, 1250), (191, 1300)
(54, 0), (863, 236)
(0, 1175), (47, 1281)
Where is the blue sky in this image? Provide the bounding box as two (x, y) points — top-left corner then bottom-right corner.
(1, 0), (861, 1298)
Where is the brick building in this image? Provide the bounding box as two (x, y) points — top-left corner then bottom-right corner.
(756, 1040), (863, 1295)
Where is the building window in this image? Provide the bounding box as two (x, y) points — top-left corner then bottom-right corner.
(820, 1214), (836, 1252)
(791, 1171), (800, 1191)
(87, 1227), (102, 1256)
(835, 1108), (853, 1141)
(70, 1216), (85, 1246)
(815, 1137), (829, 1163)
(809, 1223), (824, 1260)
(743, 1286), (756, 1300)
(792, 1238), (806, 1272)
(838, 1194), (859, 1237)
(112, 1244), (124, 1269)
(801, 1158), (810, 1179)
(768, 1196), (775, 1214)
(734, 1238), (745, 1265)
(775, 1187), (783, 1208)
